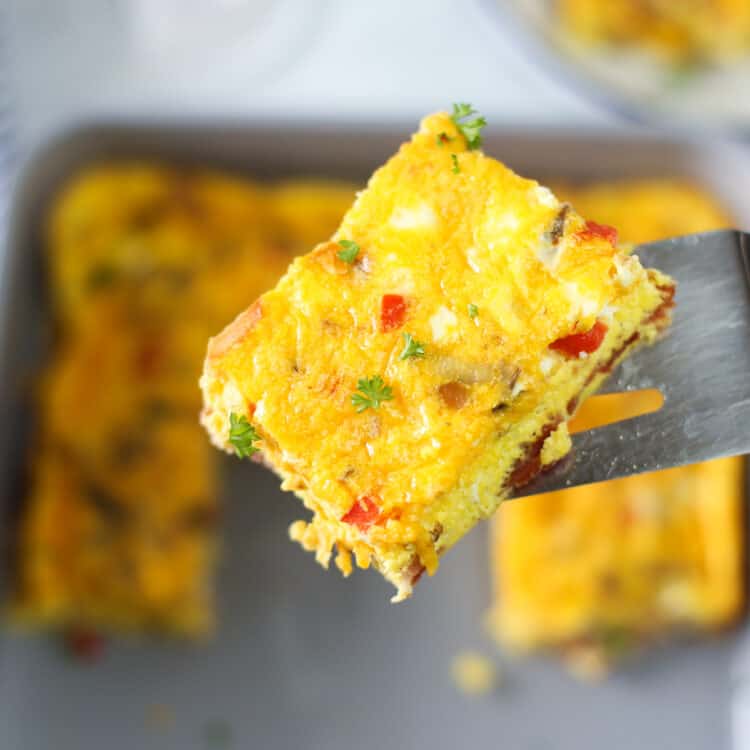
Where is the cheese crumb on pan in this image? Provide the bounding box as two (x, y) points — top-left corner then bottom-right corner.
(451, 651), (498, 695)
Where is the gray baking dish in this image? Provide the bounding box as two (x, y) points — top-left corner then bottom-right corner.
(0, 122), (749, 750)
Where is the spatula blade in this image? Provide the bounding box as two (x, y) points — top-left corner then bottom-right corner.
(516, 230), (750, 497)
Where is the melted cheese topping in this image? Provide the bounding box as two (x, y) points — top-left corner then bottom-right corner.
(202, 113), (672, 597)
(15, 166), (356, 635)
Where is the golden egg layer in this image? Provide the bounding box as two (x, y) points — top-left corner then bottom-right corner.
(558, 0), (750, 63)
(488, 180), (743, 679)
(202, 113), (674, 600)
(13, 164), (354, 635)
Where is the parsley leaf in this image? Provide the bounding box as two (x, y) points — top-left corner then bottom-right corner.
(399, 332), (426, 360)
(450, 102), (487, 150)
(86, 264), (119, 291)
(451, 154), (460, 174)
(228, 412), (260, 458)
(337, 239), (360, 264)
(351, 376), (394, 413)
(666, 61), (701, 89)
(452, 102), (475, 120)
(598, 626), (634, 657)
(468, 303), (478, 318)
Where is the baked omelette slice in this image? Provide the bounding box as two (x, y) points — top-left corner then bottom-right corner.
(200, 107), (675, 601)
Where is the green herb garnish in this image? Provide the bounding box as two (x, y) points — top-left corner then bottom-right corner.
(436, 131), (453, 147)
(337, 239), (360, 264)
(451, 102), (487, 150)
(399, 332), (426, 360)
(598, 626), (634, 657)
(666, 61), (701, 89)
(228, 412), (260, 458)
(351, 376), (394, 413)
(451, 154), (460, 174)
(86, 264), (119, 291)
(468, 303), (478, 318)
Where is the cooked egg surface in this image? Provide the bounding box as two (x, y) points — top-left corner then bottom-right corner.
(202, 113), (673, 599)
(14, 165), (355, 635)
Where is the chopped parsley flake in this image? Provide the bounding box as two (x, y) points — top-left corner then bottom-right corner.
(468, 303), (479, 319)
(351, 376), (394, 413)
(599, 626), (634, 656)
(436, 131), (453, 147)
(228, 412), (260, 458)
(451, 154), (460, 174)
(337, 239), (360, 264)
(666, 62), (701, 89)
(451, 102), (487, 150)
(399, 332), (426, 360)
(86, 264), (119, 291)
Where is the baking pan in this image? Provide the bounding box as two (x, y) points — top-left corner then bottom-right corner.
(1, 122), (749, 750)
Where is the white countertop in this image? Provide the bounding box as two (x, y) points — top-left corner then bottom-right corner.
(7, 0), (618, 153)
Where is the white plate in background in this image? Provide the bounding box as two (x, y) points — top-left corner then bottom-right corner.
(482, 0), (750, 133)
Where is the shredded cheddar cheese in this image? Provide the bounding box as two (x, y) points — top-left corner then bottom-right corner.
(201, 111), (674, 600)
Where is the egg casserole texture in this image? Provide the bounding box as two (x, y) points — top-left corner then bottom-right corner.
(12, 165), (354, 635)
(201, 111), (675, 601)
(558, 0), (750, 63)
(488, 180), (744, 678)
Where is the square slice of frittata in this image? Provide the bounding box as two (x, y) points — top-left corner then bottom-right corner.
(200, 108), (675, 601)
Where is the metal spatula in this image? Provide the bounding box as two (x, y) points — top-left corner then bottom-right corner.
(517, 229), (750, 497)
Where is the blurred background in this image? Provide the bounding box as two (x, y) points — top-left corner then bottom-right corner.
(2, 1), (750, 749)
